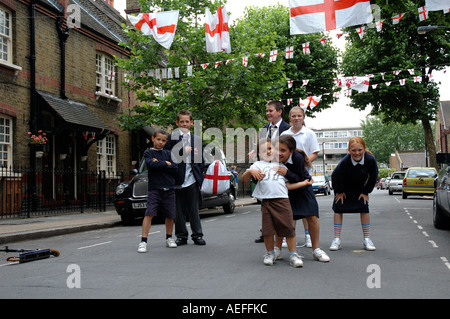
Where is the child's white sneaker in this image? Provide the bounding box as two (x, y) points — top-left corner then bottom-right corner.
(166, 237), (177, 248)
(263, 251), (275, 266)
(274, 247), (283, 260)
(305, 234), (312, 248)
(363, 238), (376, 251)
(282, 237), (288, 248)
(329, 238), (341, 251)
(137, 241), (147, 253)
(312, 248), (330, 262)
(289, 252), (303, 268)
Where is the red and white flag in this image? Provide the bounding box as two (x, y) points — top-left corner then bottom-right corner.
(201, 160), (230, 195)
(356, 26), (365, 39)
(345, 76), (370, 92)
(392, 12), (406, 24)
(269, 50), (278, 62)
(302, 42), (310, 54)
(289, 0), (373, 34)
(418, 6), (429, 21)
(205, 6), (231, 53)
(425, 0), (450, 11)
(286, 46), (294, 59)
(300, 96), (322, 109)
(127, 11), (179, 49)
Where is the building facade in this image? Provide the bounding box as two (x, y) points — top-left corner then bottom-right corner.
(313, 127), (363, 176)
(0, 0), (136, 205)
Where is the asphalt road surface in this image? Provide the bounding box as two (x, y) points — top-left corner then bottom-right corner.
(1, 189), (449, 301)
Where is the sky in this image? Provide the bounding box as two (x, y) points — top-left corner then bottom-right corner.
(114, 0), (449, 130)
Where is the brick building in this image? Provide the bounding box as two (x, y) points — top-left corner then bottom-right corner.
(0, 0), (136, 203)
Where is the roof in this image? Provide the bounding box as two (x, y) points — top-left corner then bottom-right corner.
(37, 91), (110, 134)
(397, 150), (427, 169)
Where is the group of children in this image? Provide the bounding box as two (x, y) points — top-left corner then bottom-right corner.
(243, 134), (378, 267)
(138, 108), (379, 269)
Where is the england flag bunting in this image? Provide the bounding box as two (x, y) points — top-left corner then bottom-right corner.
(418, 6), (429, 21)
(345, 76), (370, 92)
(425, 0), (450, 11)
(127, 11), (179, 49)
(300, 96), (321, 110)
(205, 6), (231, 53)
(392, 13), (406, 24)
(289, 0), (373, 35)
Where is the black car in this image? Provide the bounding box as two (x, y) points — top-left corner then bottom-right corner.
(433, 164), (450, 230)
(114, 150), (236, 225)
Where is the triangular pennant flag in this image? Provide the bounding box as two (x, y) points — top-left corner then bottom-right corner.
(356, 26), (365, 39)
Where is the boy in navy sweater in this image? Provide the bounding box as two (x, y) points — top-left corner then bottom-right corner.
(138, 129), (178, 253)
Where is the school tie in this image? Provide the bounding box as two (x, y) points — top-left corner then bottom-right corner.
(182, 134), (190, 148)
(268, 125), (277, 138)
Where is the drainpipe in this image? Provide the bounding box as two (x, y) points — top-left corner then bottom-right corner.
(27, 0), (37, 214)
(56, 18), (69, 99)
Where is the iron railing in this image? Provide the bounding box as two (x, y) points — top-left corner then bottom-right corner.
(0, 166), (128, 219)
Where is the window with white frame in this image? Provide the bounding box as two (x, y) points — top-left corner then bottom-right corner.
(0, 7), (11, 64)
(96, 53), (115, 95)
(97, 135), (116, 173)
(0, 116), (12, 168)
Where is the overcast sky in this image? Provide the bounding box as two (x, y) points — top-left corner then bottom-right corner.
(115, 0), (449, 129)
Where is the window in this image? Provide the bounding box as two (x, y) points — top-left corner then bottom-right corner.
(96, 53), (115, 95)
(97, 135), (116, 173)
(0, 116), (12, 168)
(0, 7), (11, 64)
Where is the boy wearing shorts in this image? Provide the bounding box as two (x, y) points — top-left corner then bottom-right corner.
(242, 138), (303, 267)
(138, 129), (178, 253)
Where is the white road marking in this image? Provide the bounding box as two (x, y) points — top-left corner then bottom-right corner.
(78, 241), (112, 250)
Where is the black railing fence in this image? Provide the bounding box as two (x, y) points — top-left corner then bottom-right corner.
(0, 166), (128, 219)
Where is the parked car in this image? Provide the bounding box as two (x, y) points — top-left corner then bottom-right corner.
(402, 167), (437, 199)
(312, 175), (331, 195)
(377, 178), (386, 190)
(388, 171), (406, 195)
(433, 165), (450, 229)
(114, 149), (236, 225)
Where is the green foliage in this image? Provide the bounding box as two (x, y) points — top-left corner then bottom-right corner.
(361, 115), (429, 164)
(116, 2), (339, 131)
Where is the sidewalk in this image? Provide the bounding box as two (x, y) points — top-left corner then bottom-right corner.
(0, 197), (257, 245)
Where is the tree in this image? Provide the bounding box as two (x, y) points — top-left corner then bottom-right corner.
(361, 115), (428, 165)
(341, 0), (450, 169)
(116, 2), (339, 131)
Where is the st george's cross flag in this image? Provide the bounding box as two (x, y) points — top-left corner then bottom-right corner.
(289, 0), (373, 35)
(201, 160), (230, 195)
(127, 11), (179, 49)
(205, 6), (231, 53)
(425, 0), (450, 11)
(345, 76), (370, 92)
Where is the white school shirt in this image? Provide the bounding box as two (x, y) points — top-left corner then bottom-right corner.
(281, 126), (320, 156)
(249, 161), (289, 200)
(281, 126), (319, 175)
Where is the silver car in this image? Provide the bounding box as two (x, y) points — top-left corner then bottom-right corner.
(388, 171), (406, 195)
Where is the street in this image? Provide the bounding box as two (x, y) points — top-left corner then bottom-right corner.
(0, 189), (449, 300)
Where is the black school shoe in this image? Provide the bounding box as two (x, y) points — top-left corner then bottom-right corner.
(192, 237), (206, 245)
(175, 238), (188, 246)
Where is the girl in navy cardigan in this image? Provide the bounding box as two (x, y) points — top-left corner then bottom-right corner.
(330, 137), (378, 251)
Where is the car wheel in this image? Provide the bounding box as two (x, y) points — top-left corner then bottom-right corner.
(433, 194), (450, 230)
(388, 188), (393, 195)
(120, 210), (135, 226)
(402, 191), (407, 199)
(223, 191), (235, 214)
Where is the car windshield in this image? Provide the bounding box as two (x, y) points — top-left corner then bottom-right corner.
(314, 176), (325, 182)
(407, 169), (436, 178)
